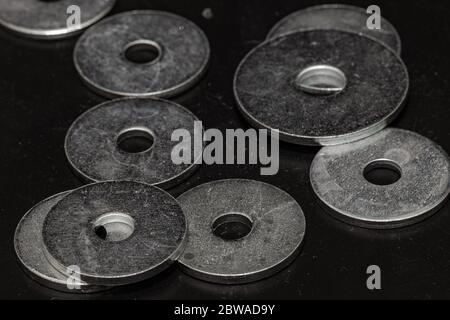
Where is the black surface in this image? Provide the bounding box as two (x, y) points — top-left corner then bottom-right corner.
(0, 0), (449, 300)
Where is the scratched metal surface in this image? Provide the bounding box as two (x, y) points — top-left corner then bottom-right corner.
(310, 128), (450, 228)
(0, 0), (116, 39)
(0, 0), (450, 299)
(266, 4), (402, 54)
(178, 179), (306, 284)
(65, 98), (202, 189)
(42, 181), (186, 286)
(74, 10), (210, 98)
(234, 29), (409, 145)
(14, 191), (108, 293)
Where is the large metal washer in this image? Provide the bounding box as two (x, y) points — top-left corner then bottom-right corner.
(42, 181), (187, 286)
(310, 128), (450, 229)
(234, 29), (409, 146)
(0, 0), (115, 40)
(65, 98), (202, 189)
(74, 10), (210, 98)
(178, 179), (306, 284)
(267, 4), (401, 54)
(14, 192), (108, 293)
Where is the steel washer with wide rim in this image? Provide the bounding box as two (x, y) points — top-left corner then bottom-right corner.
(73, 10), (210, 98)
(64, 97), (203, 189)
(177, 179), (306, 284)
(233, 28), (409, 146)
(41, 181), (187, 286)
(0, 0), (116, 40)
(310, 128), (450, 229)
(14, 192), (110, 293)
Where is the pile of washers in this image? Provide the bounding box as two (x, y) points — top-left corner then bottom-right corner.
(5, 2), (449, 293)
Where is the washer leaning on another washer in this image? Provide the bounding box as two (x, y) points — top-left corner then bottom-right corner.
(42, 181), (187, 286)
(14, 192), (109, 293)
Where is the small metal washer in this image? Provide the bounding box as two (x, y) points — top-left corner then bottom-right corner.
(14, 192), (107, 293)
(0, 0), (116, 40)
(267, 4), (401, 54)
(178, 179), (306, 284)
(65, 98), (202, 189)
(42, 181), (187, 286)
(234, 29), (409, 146)
(310, 128), (450, 229)
(74, 10), (210, 98)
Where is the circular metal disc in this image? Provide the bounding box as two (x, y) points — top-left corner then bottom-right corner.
(65, 98), (202, 189)
(178, 179), (306, 284)
(267, 4), (401, 54)
(14, 192), (107, 293)
(0, 0), (116, 40)
(234, 29), (409, 146)
(74, 10), (210, 98)
(42, 181), (187, 286)
(310, 128), (450, 229)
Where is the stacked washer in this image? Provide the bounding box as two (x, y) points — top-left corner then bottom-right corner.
(9, 3), (450, 294)
(11, 4), (306, 291)
(234, 4), (450, 229)
(15, 181), (187, 292)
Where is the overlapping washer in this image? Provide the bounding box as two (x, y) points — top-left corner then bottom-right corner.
(234, 29), (409, 146)
(74, 10), (210, 98)
(0, 0), (116, 40)
(14, 192), (108, 293)
(178, 179), (306, 284)
(267, 4), (401, 54)
(65, 98), (202, 189)
(310, 128), (450, 229)
(42, 181), (187, 286)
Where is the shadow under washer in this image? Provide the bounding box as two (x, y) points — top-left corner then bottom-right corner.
(310, 128), (450, 229)
(178, 179), (306, 284)
(65, 97), (202, 189)
(0, 0), (116, 40)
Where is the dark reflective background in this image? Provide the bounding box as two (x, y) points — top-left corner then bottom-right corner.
(0, 0), (449, 299)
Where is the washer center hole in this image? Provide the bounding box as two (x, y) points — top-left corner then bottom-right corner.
(117, 128), (154, 154)
(124, 40), (162, 64)
(363, 159), (402, 186)
(295, 64), (347, 95)
(94, 212), (135, 242)
(212, 213), (253, 241)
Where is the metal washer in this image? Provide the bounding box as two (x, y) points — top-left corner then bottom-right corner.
(65, 98), (202, 189)
(74, 10), (210, 98)
(234, 29), (409, 146)
(42, 181), (187, 286)
(0, 0), (116, 40)
(14, 192), (108, 293)
(267, 4), (401, 54)
(178, 179), (306, 284)
(310, 128), (450, 229)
